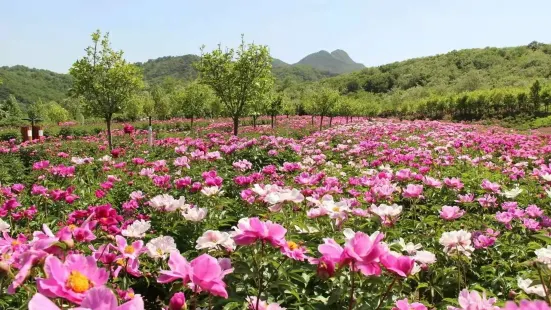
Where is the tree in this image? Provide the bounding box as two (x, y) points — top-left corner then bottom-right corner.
(45, 101), (70, 123)
(3, 95), (23, 120)
(69, 30), (143, 149)
(172, 82), (215, 130)
(195, 35), (274, 135)
(150, 85), (172, 120)
(530, 80), (541, 114)
(266, 92), (284, 128)
(27, 100), (46, 121)
(313, 87), (340, 130)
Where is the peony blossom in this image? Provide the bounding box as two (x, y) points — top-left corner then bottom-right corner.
(439, 230), (474, 257)
(393, 298), (428, 310)
(121, 220), (151, 238)
(183, 207), (208, 222)
(36, 254), (109, 304)
(0, 218), (10, 233)
(440, 206), (465, 221)
(232, 217), (287, 247)
(446, 289), (499, 310)
(517, 278), (546, 297)
(147, 236), (178, 259)
(196, 230), (236, 252)
(29, 286), (144, 310)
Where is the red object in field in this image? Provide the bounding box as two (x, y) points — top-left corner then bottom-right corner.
(20, 126), (32, 142)
(32, 126), (44, 140)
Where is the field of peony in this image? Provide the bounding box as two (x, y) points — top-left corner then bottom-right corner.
(1, 116), (551, 309)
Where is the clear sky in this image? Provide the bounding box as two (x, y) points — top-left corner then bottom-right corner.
(1, 0), (550, 73)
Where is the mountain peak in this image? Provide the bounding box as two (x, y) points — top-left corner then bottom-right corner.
(296, 49), (364, 74)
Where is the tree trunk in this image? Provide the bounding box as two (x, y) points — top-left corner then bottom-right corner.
(271, 114), (275, 129)
(106, 116), (113, 150)
(329, 116), (333, 127)
(319, 115), (324, 131)
(148, 116), (153, 147)
(253, 116), (257, 128)
(311, 115), (314, 125)
(190, 116), (194, 131)
(233, 117), (239, 136)
(287, 114), (289, 118)
(346, 116), (349, 123)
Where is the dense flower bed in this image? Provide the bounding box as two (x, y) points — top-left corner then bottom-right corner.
(1, 117), (551, 309)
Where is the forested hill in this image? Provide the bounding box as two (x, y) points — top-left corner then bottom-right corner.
(323, 41), (551, 95)
(3, 42), (551, 107)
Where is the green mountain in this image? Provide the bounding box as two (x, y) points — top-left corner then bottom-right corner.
(296, 49), (365, 74)
(0, 65), (73, 104)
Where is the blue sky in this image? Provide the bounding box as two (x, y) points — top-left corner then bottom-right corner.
(1, 0), (550, 73)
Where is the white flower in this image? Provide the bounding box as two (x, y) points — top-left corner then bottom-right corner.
(121, 220), (151, 238)
(149, 194), (188, 212)
(183, 207), (208, 222)
(535, 245), (551, 267)
(439, 230), (474, 257)
(517, 278), (546, 297)
(545, 188), (551, 199)
(201, 186), (224, 196)
(139, 168), (155, 177)
(371, 204), (402, 219)
(396, 238), (422, 255)
(196, 230), (235, 251)
(99, 155), (112, 162)
(541, 173), (551, 182)
(146, 236), (177, 259)
(0, 218), (10, 233)
(413, 250), (437, 264)
(501, 186), (523, 199)
(129, 191), (144, 200)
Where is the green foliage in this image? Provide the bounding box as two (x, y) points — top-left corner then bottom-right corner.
(195, 35), (274, 135)
(69, 30), (144, 148)
(44, 101), (70, 123)
(0, 65), (72, 104)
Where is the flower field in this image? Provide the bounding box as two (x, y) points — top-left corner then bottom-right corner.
(2, 116), (551, 309)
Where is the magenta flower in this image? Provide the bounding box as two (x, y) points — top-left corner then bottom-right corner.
(380, 253), (415, 277)
(444, 177), (464, 190)
(393, 298), (428, 310)
(440, 206), (465, 221)
(36, 254), (109, 304)
(232, 217), (287, 247)
(343, 231), (386, 276)
(481, 179), (501, 193)
(29, 286), (144, 310)
(169, 292), (187, 310)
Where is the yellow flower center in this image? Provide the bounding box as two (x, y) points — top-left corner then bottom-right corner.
(11, 240), (20, 246)
(156, 249), (164, 255)
(128, 292), (135, 299)
(66, 271), (90, 293)
(124, 245), (135, 254)
(332, 206), (340, 212)
(287, 241), (299, 250)
(68, 224), (77, 231)
(116, 258), (125, 266)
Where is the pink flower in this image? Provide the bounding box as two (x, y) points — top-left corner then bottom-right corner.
(247, 296), (286, 310)
(502, 300), (551, 310)
(158, 251), (232, 298)
(423, 176), (442, 188)
(444, 177), (464, 190)
(281, 241), (307, 261)
(456, 193), (474, 204)
(36, 254), (109, 304)
(447, 289), (499, 310)
(343, 231), (386, 276)
(169, 292), (186, 310)
(232, 217), (287, 248)
(393, 298), (428, 310)
(440, 206), (465, 221)
(29, 286), (144, 310)
(481, 179), (501, 193)
(402, 184), (423, 199)
(380, 253), (415, 277)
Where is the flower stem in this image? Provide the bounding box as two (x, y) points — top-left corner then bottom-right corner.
(348, 263), (356, 310)
(375, 277), (397, 310)
(537, 264), (551, 304)
(255, 242), (266, 310)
